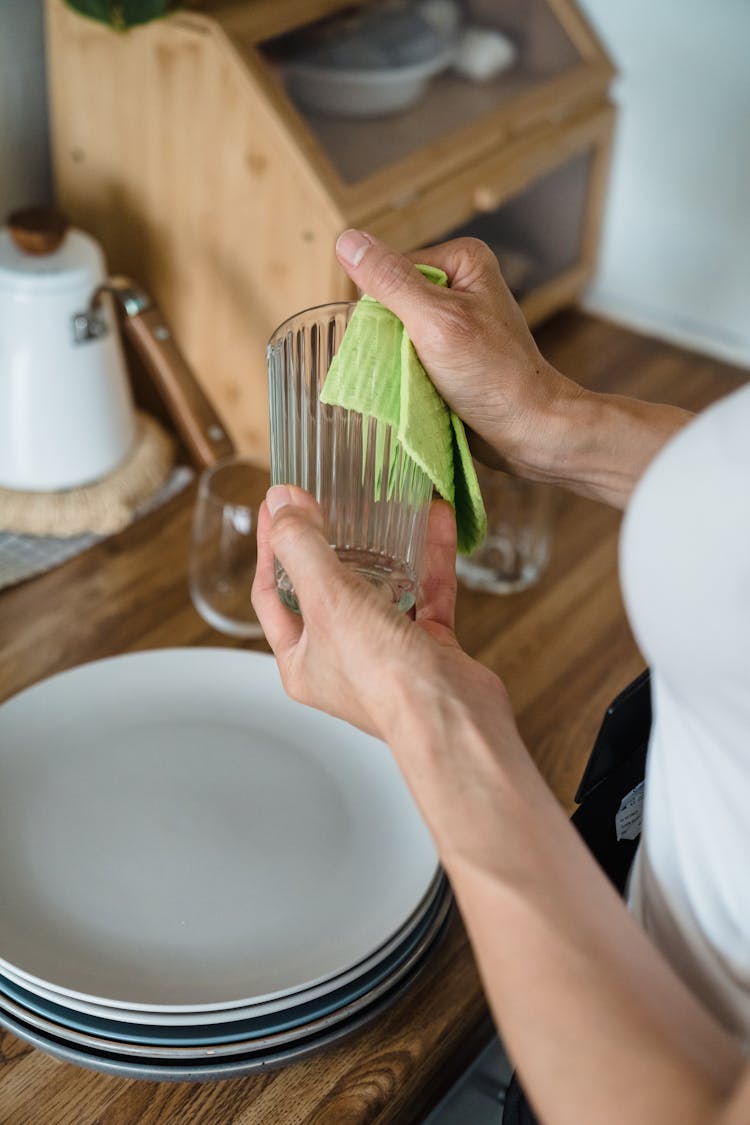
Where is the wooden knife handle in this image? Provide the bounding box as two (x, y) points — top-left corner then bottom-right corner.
(98, 280), (235, 468)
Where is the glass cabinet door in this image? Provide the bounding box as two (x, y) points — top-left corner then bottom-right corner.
(253, 0), (611, 200)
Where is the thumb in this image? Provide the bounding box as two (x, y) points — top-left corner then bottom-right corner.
(265, 485), (343, 615)
(335, 229), (442, 328)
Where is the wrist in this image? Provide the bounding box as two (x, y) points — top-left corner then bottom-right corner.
(379, 655), (544, 867)
(490, 365), (693, 507)
(470, 358), (581, 475)
(529, 385), (692, 506)
(499, 361), (589, 478)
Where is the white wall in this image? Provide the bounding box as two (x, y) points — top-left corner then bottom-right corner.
(0, 0), (52, 218)
(579, 0), (750, 367)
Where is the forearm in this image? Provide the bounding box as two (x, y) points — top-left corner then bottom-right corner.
(385, 671), (743, 1125)
(452, 795), (742, 1125)
(486, 363), (694, 509)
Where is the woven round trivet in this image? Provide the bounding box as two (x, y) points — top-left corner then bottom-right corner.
(0, 412), (176, 537)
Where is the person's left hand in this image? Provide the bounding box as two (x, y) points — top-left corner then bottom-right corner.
(252, 484), (538, 874)
(251, 485), (468, 740)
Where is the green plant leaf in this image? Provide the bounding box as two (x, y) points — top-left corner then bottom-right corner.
(63, 0), (179, 29)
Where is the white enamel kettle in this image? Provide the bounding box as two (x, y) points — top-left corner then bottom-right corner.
(0, 208), (233, 492)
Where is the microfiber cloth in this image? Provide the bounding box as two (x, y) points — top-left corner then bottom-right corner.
(320, 265), (486, 554)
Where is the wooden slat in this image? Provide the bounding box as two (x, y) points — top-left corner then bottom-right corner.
(46, 0), (349, 465)
(521, 263), (593, 325)
(367, 105), (614, 330)
(195, 0), (369, 45)
(543, 0), (617, 66)
(311, 63), (615, 222)
(579, 106), (615, 275)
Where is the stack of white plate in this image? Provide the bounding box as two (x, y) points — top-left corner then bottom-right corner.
(0, 649), (450, 1080)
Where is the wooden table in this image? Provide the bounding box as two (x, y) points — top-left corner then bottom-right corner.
(0, 313), (745, 1124)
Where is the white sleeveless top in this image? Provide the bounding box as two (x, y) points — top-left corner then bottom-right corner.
(620, 379), (750, 1042)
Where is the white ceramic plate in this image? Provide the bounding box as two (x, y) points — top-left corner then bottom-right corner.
(0, 895), (452, 1060)
(0, 649), (437, 1010)
(0, 910), (450, 1082)
(0, 872), (445, 1026)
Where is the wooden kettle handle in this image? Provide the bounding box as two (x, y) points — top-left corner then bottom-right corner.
(96, 278), (235, 468)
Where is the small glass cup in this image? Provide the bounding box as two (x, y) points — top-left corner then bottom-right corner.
(189, 457), (266, 639)
(267, 302), (433, 614)
(456, 466), (554, 594)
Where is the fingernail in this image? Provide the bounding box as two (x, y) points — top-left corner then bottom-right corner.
(336, 229), (372, 268)
(266, 485), (292, 516)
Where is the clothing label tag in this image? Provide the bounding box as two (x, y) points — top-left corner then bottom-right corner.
(615, 781), (645, 842)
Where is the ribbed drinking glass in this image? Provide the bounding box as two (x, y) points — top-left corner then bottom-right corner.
(267, 302), (433, 613)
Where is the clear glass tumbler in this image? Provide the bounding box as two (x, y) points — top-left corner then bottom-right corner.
(456, 466), (554, 595)
(189, 456), (266, 639)
(267, 303), (433, 614)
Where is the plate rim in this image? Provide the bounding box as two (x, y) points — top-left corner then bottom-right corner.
(0, 894), (452, 1058)
(0, 648), (438, 1010)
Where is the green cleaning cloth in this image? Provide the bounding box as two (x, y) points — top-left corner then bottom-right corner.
(319, 265), (486, 555)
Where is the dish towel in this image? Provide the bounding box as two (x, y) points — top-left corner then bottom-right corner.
(320, 265), (486, 554)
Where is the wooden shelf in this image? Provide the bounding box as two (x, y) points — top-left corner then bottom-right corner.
(46, 0), (615, 463)
(299, 67), (574, 186)
(194, 0), (370, 46)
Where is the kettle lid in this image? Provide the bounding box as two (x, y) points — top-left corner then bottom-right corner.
(0, 207), (106, 294)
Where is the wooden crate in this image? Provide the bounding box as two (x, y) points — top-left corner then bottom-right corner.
(46, 0), (614, 463)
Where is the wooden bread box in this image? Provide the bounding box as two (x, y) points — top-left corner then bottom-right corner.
(46, 0), (615, 464)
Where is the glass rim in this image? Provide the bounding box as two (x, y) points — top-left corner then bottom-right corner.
(266, 300), (358, 347)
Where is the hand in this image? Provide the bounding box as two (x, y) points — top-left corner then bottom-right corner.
(251, 485), (459, 739)
(250, 484), (504, 747)
(252, 482), (530, 874)
(334, 230), (580, 471)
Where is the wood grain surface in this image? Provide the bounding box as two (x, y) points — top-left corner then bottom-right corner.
(0, 313), (746, 1124)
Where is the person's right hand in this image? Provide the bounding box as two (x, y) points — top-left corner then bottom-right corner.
(334, 230), (582, 472)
